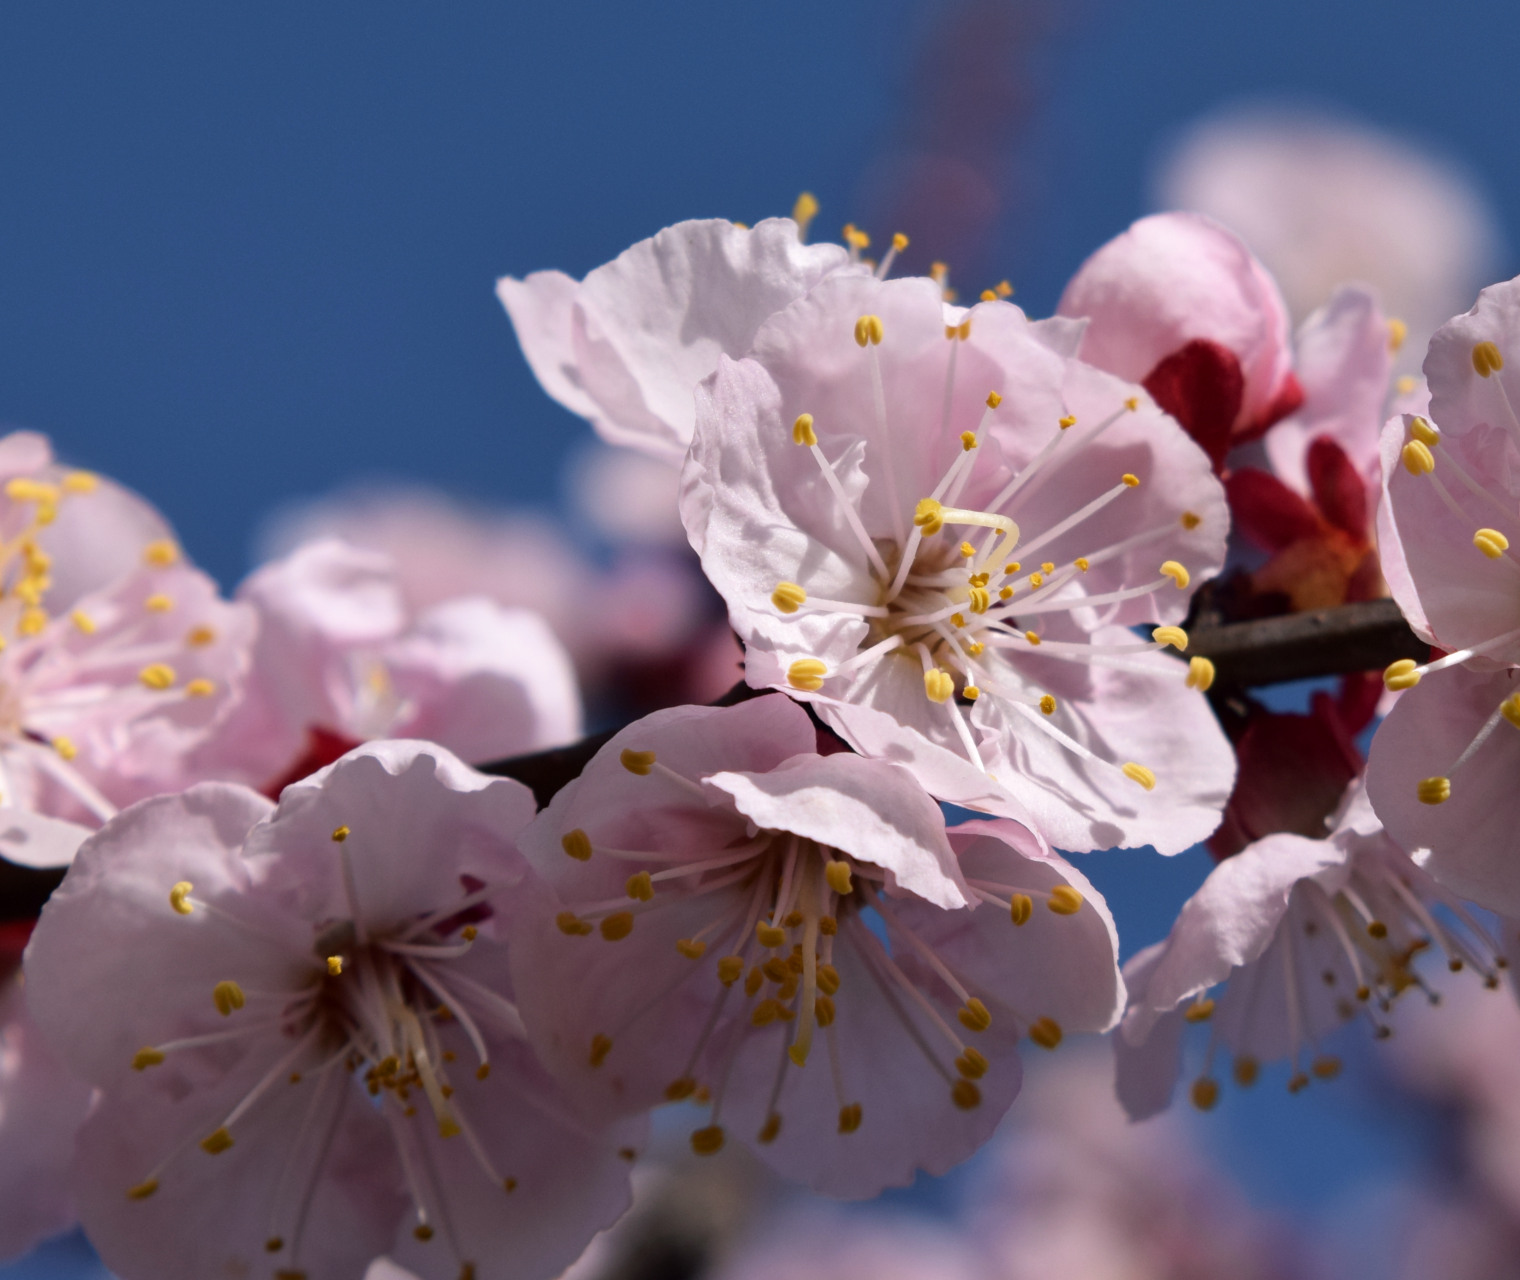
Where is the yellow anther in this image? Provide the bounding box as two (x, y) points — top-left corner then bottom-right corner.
(843, 223), (870, 250)
(716, 955), (744, 986)
(1367, 920), (1388, 939)
(957, 319), (971, 340)
(886, 231), (907, 253)
(1124, 397), (1140, 412)
(958, 998), (992, 1033)
(825, 860), (853, 896)
(956, 1048), (989, 1080)
(561, 829), (592, 861)
(1160, 560), (1190, 589)
(599, 912), (634, 941)
(665, 1077), (697, 1101)
(772, 581), (807, 613)
(414, 1225), (435, 1242)
(143, 540), (179, 567)
(924, 668), (955, 703)
(837, 1103), (863, 1134)
(993, 280), (1012, 297)
(1009, 893), (1033, 925)
(168, 880), (194, 915)
(967, 586), (990, 614)
(69, 609), (96, 635)
(792, 191), (818, 235)
(556, 911), (593, 936)
(1039, 561), (1054, 575)
(212, 980), (245, 1017)
(980, 289), (997, 302)
(1502, 694), (1520, 729)
(817, 964), (841, 995)
(913, 497), (945, 535)
(3, 478), (58, 504)
(1416, 776), (1451, 805)
(853, 314), (884, 346)
(18, 607), (46, 637)
(751, 998), (788, 1027)
(998, 586), (1013, 602)
(625, 871), (654, 901)
(266, 1237), (284, 1253)
(950, 612), (967, 628)
(1121, 472), (1140, 488)
(744, 966), (764, 996)
(186, 625), (216, 647)
(1186, 656), (1216, 691)
(1180, 511), (1202, 530)
(51, 736), (76, 761)
(963, 684), (981, 700)
(1473, 340), (1504, 376)
(1387, 317), (1408, 352)
(145, 593), (173, 613)
(951, 1078), (982, 1109)
(1058, 414), (1076, 430)
(756, 921), (787, 948)
(676, 938), (707, 960)
(792, 413), (817, 446)
(184, 678), (215, 698)
(461, 925), (477, 943)
(1383, 658), (1422, 691)
(620, 748), (656, 776)
(967, 642), (984, 656)
(61, 470), (97, 494)
(326, 955), (343, 976)
(132, 1046), (165, 1070)
(1047, 885), (1083, 915)
(1033, 694), (1054, 717)
(960, 431), (978, 451)
(1401, 439), (1436, 476)
(127, 1179), (159, 1200)
(1312, 1055), (1342, 1080)
(1191, 1077), (1220, 1110)
(1410, 416), (1439, 446)
(1234, 1057), (1259, 1087)
(200, 1127), (234, 1155)
(139, 663), (176, 690)
(787, 658), (828, 692)
(1184, 997), (1215, 1023)
(1475, 528), (1510, 558)
(1028, 1017), (1063, 1049)
(692, 1124), (727, 1156)
(758, 1112), (782, 1143)
(1152, 625), (1188, 651)
(1122, 762), (1157, 791)
(957, 541), (976, 561)
(589, 1034), (613, 1067)
(1027, 573), (1044, 589)
(331, 825), (350, 842)
(969, 571), (990, 587)
(814, 995), (836, 1026)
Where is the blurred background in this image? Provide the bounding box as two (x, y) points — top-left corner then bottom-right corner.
(2, 1), (1518, 1276)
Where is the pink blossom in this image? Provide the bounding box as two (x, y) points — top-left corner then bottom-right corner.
(509, 697), (1122, 1198)
(713, 1211), (982, 1280)
(498, 218), (854, 464)
(192, 540), (581, 791)
(680, 270), (1233, 854)
(0, 923), (93, 1263)
(1115, 783), (1501, 1119)
(1155, 106), (1504, 361)
(1056, 212), (1302, 471)
(24, 740), (641, 1280)
(0, 439), (254, 841)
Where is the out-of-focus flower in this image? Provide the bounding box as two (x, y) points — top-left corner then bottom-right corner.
(970, 1048), (1313, 1280)
(0, 917), (92, 1264)
(498, 218), (854, 464)
(566, 444), (686, 548)
(713, 1210), (982, 1280)
(681, 270), (1232, 854)
(1115, 783), (1501, 1119)
(1057, 212), (1302, 472)
(191, 539), (581, 791)
(25, 741), (641, 1280)
(509, 697), (1121, 1198)
(261, 484), (733, 714)
(1155, 105), (1504, 360)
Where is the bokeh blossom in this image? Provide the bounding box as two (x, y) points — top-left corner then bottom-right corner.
(25, 741), (640, 1280)
(681, 268), (1232, 853)
(509, 697), (1121, 1197)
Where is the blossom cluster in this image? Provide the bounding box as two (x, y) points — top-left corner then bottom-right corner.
(4, 187), (1520, 1280)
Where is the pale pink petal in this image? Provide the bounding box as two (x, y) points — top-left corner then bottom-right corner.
(494, 270), (606, 424)
(0, 809), (92, 868)
(1425, 275), (1520, 443)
